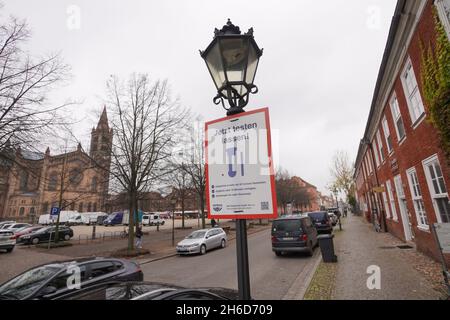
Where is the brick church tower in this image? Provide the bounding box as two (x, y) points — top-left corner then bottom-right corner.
(90, 106), (113, 210)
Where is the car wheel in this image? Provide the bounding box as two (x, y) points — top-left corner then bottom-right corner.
(6, 247), (13, 253)
(275, 251), (282, 257)
(221, 239), (226, 248)
(161, 221), (165, 226)
(200, 244), (206, 255)
(64, 234), (70, 241)
(31, 237), (39, 245)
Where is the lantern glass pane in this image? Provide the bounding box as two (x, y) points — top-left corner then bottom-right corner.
(220, 38), (248, 83)
(245, 43), (259, 84)
(205, 42), (226, 89)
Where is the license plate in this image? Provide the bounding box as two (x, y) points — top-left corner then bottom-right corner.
(283, 237), (294, 241)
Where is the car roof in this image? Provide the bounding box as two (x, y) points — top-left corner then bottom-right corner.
(274, 214), (308, 221)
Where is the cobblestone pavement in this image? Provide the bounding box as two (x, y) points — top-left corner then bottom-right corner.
(332, 214), (444, 300)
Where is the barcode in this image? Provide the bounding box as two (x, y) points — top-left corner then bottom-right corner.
(261, 201), (269, 210)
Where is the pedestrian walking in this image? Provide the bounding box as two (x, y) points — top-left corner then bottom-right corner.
(135, 224), (143, 249)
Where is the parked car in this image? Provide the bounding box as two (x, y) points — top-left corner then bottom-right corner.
(307, 211), (333, 234)
(0, 230), (15, 253)
(176, 228), (227, 255)
(271, 215), (318, 257)
(0, 221), (15, 228)
(0, 223), (13, 230)
(0, 257), (143, 300)
(3, 223), (32, 233)
(142, 213), (165, 226)
(12, 226), (45, 240)
(50, 281), (238, 300)
(17, 226), (74, 245)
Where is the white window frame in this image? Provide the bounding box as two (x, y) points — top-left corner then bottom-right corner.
(386, 180), (398, 221)
(401, 57), (425, 125)
(406, 167), (429, 231)
(389, 92), (406, 142)
(382, 116), (393, 154)
(366, 152), (373, 174)
(376, 129), (385, 162)
(435, 0), (450, 40)
(422, 154), (450, 223)
(381, 184), (391, 219)
(373, 139), (380, 167)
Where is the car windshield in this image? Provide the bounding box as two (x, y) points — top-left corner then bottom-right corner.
(186, 231), (206, 239)
(308, 212), (327, 220)
(0, 265), (62, 299)
(272, 220), (302, 232)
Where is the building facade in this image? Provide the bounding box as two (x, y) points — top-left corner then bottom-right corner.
(0, 108), (112, 222)
(354, 0), (450, 262)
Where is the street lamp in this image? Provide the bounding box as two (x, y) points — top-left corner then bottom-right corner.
(200, 19), (263, 301)
(200, 19), (263, 116)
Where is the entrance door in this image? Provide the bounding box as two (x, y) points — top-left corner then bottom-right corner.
(394, 175), (413, 241)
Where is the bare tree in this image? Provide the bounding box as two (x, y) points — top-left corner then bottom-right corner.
(177, 117), (207, 229)
(275, 167), (311, 214)
(105, 74), (189, 253)
(329, 150), (354, 201)
(0, 11), (70, 154)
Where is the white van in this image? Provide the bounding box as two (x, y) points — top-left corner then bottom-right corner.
(142, 213), (165, 226)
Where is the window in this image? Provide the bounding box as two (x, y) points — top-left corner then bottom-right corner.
(382, 116), (393, 154)
(381, 185), (391, 219)
(373, 139), (380, 167)
(19, 171), (29, 191)
(70, 202), (75, 211)
(376, 130), (385, 162)
(30, 207), (35, 215)
(42, 202), (49, 214)
(78, 202), (83, 213)
(88, 262), (119, 279)
(390, 93), (406, 141)
(19, 207), (25, 216)
(436, 0), (450, 39)
(47, 266), (87, 291)
(386, 180), (398, 221)
(407, 168), (428, 229)
(366, 152), (373, 174)
(423, 155), (450, 223)
(93, 203), (97, 212)
(87, 202), (92, 212)
(48, 173), (58, 191)
(91, 177), (97, 192)
(401, 58), (425, 124)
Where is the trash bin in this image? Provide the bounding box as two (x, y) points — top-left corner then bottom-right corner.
(317, 234), (337, 263)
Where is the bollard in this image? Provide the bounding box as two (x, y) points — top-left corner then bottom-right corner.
(92, 224), (96, 240)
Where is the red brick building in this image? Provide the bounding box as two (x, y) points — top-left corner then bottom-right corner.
(354, 0), (450, 262)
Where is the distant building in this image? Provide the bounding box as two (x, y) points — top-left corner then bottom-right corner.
(0, 107), (112, 222)
(354, 0), (450, 262)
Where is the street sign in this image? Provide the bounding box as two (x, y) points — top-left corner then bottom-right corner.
(205, 107), (277, 219)
(434, 223), (450, 254)
(50, 207), (60, 217)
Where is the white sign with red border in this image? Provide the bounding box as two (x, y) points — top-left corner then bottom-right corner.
(205, 107), (278, 219)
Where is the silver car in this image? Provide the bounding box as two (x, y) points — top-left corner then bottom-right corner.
(176, 228), (227, 255)
(0, 229), (16, 253)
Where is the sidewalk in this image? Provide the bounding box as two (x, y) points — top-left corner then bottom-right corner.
(331, 214), (444, 300)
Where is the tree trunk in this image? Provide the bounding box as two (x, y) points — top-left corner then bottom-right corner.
(200, 193), (206, 229)
(127, 191), (135, 254)
(181, 196), (185, 229)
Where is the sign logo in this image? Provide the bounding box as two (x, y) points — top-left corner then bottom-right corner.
(213, 204), (223, 212)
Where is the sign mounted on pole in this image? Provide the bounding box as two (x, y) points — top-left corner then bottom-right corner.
(205, 107), (278, 219)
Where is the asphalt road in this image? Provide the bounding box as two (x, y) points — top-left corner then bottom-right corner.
(141, 228), (320, 300)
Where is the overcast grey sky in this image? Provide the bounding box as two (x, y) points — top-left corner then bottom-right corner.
(2, 0), (397, 195)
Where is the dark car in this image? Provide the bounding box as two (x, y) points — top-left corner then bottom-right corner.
(53, 281), (238, 300)
(307, 211), (333, 234)
(0, 257), (144, 300)
(271, 215), (318, 257)
(17, 226), (74, 245)
(12, 226), (45, 240)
